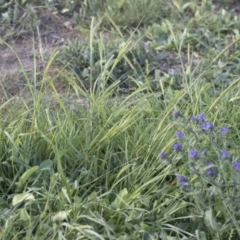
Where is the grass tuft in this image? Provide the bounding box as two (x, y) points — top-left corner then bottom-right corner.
(1, 0), (240, 239)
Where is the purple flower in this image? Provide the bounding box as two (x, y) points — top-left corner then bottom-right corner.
(206, 162), (216, 176)
(220, 126), (229, 135)
(177, 175), (189, 188)
(202, 149), (208, 156)
(159, 152), (167, 159)
(221, 151), (230, 159)
(233, 161), (240, 171)
(190, 149), (200, 159)
(180, 181), (189, 188)
(177, 175), (189, 182)
(190, 115), (196, 121)
(176, 131), (184, 139)
(200, 121), (215, 131)
(173, 143), (182, 151)
(198, 113), (205, 122)
(173, 109), (181, 118)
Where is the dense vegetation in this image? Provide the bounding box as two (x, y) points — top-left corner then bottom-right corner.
(1, 0), (240, 239)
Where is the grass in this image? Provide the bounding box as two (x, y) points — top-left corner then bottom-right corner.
(1, 0), (240, 239)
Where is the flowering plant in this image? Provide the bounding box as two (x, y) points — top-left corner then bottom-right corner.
(160, 110), (240, 237)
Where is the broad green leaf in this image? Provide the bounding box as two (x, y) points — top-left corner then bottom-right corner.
(117, 236), (131, 240)
(143, 231), (159, 240)
(39, 159), (53, 171)
(12, 193), (35, 206)
(204, 208), (219, 232)
(16, 166), (39, 189)
(84, 229), (105, 240)
(62, 187), (71, 204)
(20, 208), (30, 222)
(195, 230), (207, 240)
(0, 197), (10, 209)
(52, 210), (70, 222)
(112, 188), (128, 208)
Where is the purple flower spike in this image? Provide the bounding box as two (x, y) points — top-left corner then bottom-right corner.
(180, 181), (189, 188)
(173, 143), (182, 151)
(177, 175), (189, 182)
(190, 149), (200, 159)
(159, 152), (167, 159)
(202, 149), (208, 156)
(221, 151), (230, 159)
(198, 113), (205, 122)
(176, 131), (184, 139)
(220, 126), (229, 135)
(190, 115), (196, 121)
(206, 162), (216, 176)
(208, 122), (215, 130)
(173, 109), (181, 118)
(233, 161), (240, 171)
(177, 175), (189, 188)
(201, 121), (215, 131)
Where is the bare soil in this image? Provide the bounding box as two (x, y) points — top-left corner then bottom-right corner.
(0, 13), (83, 99)
(2, 1), (237, 102)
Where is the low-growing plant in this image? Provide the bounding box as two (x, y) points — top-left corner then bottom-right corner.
(61, 38), (159, 91)
(159, 110), (240, 239)
(2, 0), (240, 239)
(61, 34), (186, 93)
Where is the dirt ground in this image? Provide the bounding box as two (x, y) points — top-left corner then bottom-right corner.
(0, 13), (84, 99)
(1, 1), (238, 101)
(0, 13), (79, 73)
(0, 11), (181, 101)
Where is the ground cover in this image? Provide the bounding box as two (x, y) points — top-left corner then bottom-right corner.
(1, 0), (240, 239)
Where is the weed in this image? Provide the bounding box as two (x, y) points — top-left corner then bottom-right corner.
(1, 0), (240, 239)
